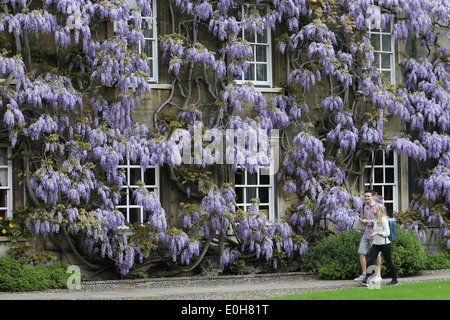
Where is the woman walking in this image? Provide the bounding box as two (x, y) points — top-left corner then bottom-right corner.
(361, 203), (398, 286)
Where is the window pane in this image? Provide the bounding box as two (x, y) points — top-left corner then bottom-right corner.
(128, 189), (134, 204)
(235, 187), (244, 203)
(143, 210), (150, 223)
(384, 185), (393, 201)
(364, 168), (372, 184)
(256, 45), (267, 62)
(381, 53), (391, 69)
(247, 171), (257, 184)
(244, 29), (255, 43)
(143, 18), (153, 38)
(375, 151), (383, 165)
(374, 186), (382, 198)
(385, 203), (393, 217)
(259, 205), (269, 219)
(246, 187), (257, 202)
(256, 64), (267, 81)
(144, 41), (153, 58)
(385, 168), (394, 183)
(259, 172), (269, 185)
(0, 148), (7, 165)
(384, 22), (393, 32)
(373, 54), (380, 68)
(231, 6), (243, 21)
(118, 208), (127, 220)
(385, 153), (394, 165)
(382, 35), (391, 51)
(257, 30), (268, 43)
(144, 168), (155, 185)
(130, 168), (141, 185)
(374, 168), (384, 183)
(0, 190), (7, 208)
(244, 63), (255, 81)
(371, 34), (380, 50)
(120, 189), (128, 205)
(0, 169), (8, 186)
(382, 71), (391, 82)
(367, 152), (374, 163)
(235, 170), (244, 185)
(129, 207), (142, 224)
(148, 60), (153, 78)
(259, 187), (269, 203)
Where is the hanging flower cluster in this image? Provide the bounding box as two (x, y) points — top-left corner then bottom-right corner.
(200, 185), (236, 236)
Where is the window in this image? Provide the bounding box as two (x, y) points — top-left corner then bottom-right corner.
(232, 4), (272, 86)
(117, 162), (160, 224)
(234, 167), (275, 220)
(364, 150), (398, 216)
(115, 0), (158, 82)
(0, 145), (12, 220)
(139, 5), (158, 82)
(370, 22), (395, 84)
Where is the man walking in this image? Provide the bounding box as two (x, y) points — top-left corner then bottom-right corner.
(354, 189), (382, 283)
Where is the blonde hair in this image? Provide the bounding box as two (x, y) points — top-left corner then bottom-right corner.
(374, 203), (388, 226)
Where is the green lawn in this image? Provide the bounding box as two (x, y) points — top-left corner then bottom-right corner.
(269, 280), (450, 300)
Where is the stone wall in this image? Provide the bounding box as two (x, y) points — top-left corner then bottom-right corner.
(0, 236), (28, 258)
(421, 224), (446, 255)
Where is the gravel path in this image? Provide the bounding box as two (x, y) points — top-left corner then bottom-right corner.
(1, 269), (449, 300)
(81, 272), (346, 300)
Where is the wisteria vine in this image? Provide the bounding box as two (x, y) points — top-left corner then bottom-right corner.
(0, 0), (449, 277)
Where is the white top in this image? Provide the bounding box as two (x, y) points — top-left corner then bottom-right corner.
(370, 217), (391, 245)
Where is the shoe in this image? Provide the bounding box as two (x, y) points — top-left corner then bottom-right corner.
(387, 279), (398, 285)
(354, 274), (366, 282)
(358, 278), (369, 286)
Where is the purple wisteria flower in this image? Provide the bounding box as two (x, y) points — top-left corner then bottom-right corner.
(2, 0), (449, 276)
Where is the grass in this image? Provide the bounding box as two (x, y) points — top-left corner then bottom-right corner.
(268, 280), (450, 300)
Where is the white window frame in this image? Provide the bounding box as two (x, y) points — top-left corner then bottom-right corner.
(234, 166), (275, 221)
(233, 4), (272, 87)
(139, 2), (158, 83)
(115, 0), (158, 83)
(369, 21), (395, 84)
(116, 161), (160, 224)
(364, 150), (398, 216)
(0, 145), (13, 220)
